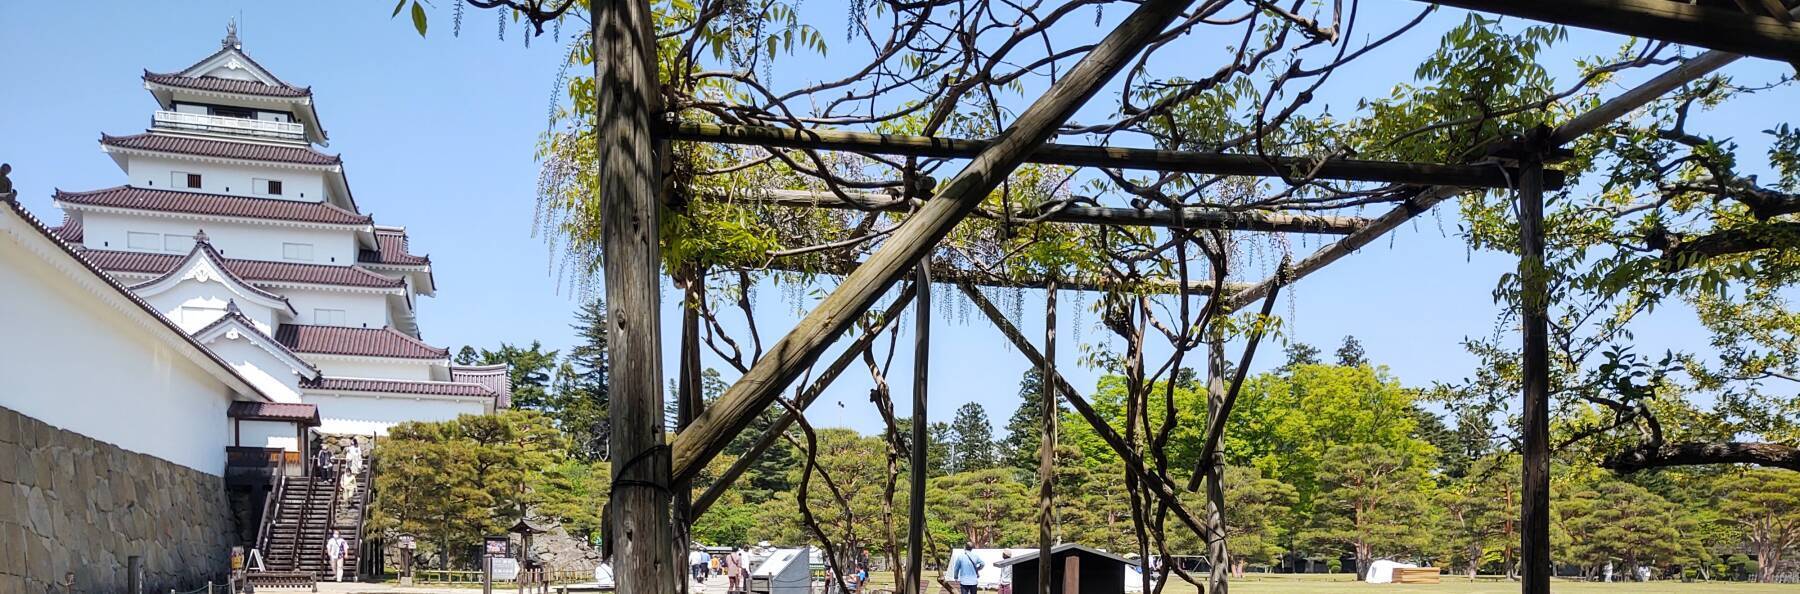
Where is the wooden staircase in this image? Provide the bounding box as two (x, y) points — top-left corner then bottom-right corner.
(251, 453), (374, 587)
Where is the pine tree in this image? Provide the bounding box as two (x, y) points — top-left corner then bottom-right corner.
(927, 421), (954, 477)
(1335, 335), (1368, 367)
(1282, 342), (1321, 370)
(560, 299), (611, 460)
(460, 342), (559, 410)
(1000, 369), (1063, 477)
(947, 402), (997, 473)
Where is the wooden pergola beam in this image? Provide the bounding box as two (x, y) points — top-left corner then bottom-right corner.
(1549, 1), (1800, 146)
(1419, 0), (1800, 64)
(749, 258), (1251, 295)
(671, 0), (1206, 485)
(1224, 38), (1781, 312)
(726, 189), (1370, 234)
(663, 121), (1565, 189)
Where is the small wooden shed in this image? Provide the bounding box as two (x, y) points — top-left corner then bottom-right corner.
(993, 544), (1134, 594)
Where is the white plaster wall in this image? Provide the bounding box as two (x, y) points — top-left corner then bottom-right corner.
(0, 223), (237, 474)
(307, 357), (436, 381)
(124, 155), (327, 203)
(139, 275), (281, 334)
(303, 392), (487, 436)
(204, 337), (306, 404)
(238, 420), (300, 451)
(80, 210), (359, 265)
(282, 288), (392, 329)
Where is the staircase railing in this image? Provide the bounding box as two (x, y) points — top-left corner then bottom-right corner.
(254, 474), (287, 562)
(355, 436), (377, 579)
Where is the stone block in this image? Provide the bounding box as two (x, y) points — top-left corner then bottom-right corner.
(0, 522), (15, 575)
(0, 408), (15, 444)
(25, 486), (51, 538)
(13, 442), (35, 488)
(24, 529), (51, 583)
(0, 440), (13, 484)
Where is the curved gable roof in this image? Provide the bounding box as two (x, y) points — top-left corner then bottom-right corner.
(276, 324), (449, 359)
(191, 307), (321, 380)
(126, 237), (297, 314)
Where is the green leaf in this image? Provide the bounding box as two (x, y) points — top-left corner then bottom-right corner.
(411, 2), (428, 37)
(392, 0), (408, 17)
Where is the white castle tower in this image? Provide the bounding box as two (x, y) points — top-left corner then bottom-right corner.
(47, 25), (508, 436)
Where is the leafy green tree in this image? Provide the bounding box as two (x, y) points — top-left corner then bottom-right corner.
(1436, 454), (1518, 579)
(1554, 478), (1688, 579)
(533, 458), (609, 543)
(1301, 444), (1435, 580)
(1718, 470), (1800, 582)
(458, 341), (560, 410)
(1169, 466), (1298, 573)
(1227, 364), (1433, 513)
(948, 403), (998, 473)
(927, 468), (1032, 547)
(372, 411), (570, 568)
(370, 420), (490, 568)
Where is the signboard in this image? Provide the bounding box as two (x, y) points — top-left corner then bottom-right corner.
(484, 536), (511, 557)
(230, 546), (245, 571)
(400, 535), (417, 550)
(490, 557), (520, 581)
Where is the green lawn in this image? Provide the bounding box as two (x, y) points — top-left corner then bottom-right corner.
(862, 572), (1798, 593)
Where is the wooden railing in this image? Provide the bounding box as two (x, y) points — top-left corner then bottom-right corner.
(253, 475), (286, 561)
(409, 568), (594, 585)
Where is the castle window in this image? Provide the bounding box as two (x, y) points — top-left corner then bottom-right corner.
(282, 242), (314, 261)
(163, 234), (194, 253)
(314, 309), (347, 325)
(173, 171), (202, 189)
(127, 232), (159, 250)
(254, 178), (283, 196)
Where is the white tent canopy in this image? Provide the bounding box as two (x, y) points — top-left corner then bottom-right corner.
(1364, 560), (1418, 584)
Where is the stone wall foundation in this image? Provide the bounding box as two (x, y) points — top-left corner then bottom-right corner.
(0, 404), (234, 593)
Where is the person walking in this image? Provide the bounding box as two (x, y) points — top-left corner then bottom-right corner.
(997, 551), (1013, 594)
(724, 547), (745, 593)
(325, 530), (348, 582)
(314, 447), (335, 482)
(343, 441), (363, 477)
(948, 543), (984, 594)
(689, 548), (711, 584)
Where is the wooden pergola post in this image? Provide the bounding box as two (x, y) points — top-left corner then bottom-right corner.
(1516, 129), (1551, 594)
(1037, 281), (1058, 594)
(593, 1), (674, 592)
(1204, 339), (1230, 594)
(906, 265), (931, 594)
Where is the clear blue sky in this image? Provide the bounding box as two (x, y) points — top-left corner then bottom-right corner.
(2, 2), (1788, 437)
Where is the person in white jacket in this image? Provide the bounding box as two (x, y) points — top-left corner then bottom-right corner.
(325, 531), (348, 582)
